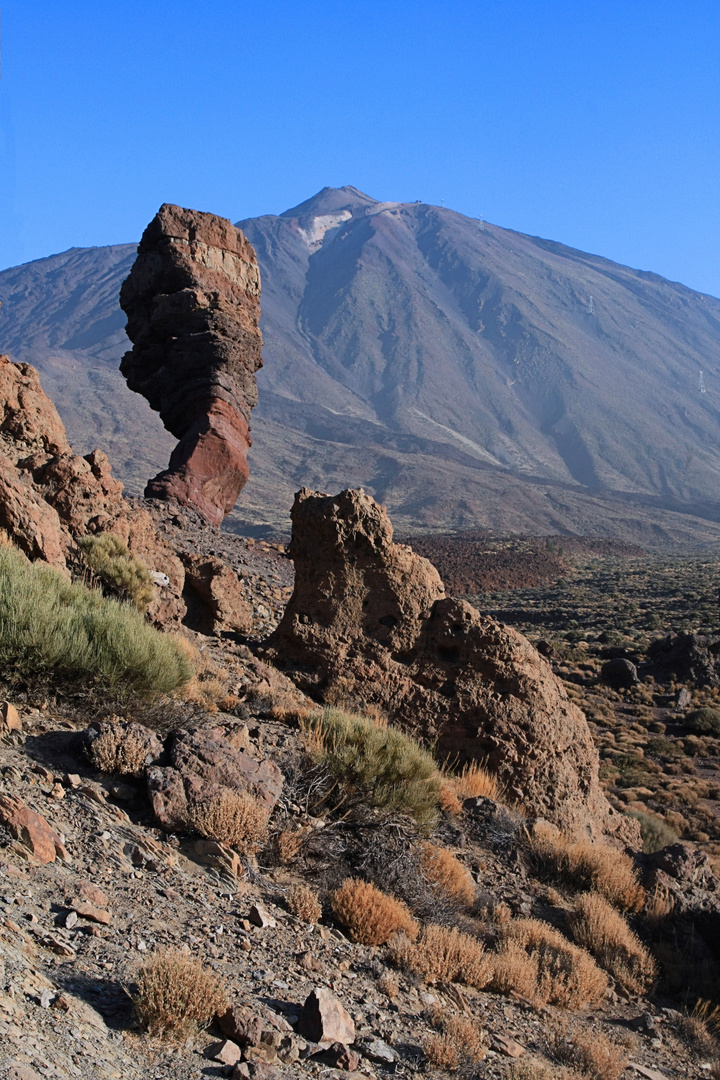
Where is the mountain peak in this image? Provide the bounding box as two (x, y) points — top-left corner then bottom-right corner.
(280, 185), (378, 220)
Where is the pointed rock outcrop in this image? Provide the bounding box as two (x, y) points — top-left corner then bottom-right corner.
(262, 488), (636, 843)
(119, 204), (263, 525)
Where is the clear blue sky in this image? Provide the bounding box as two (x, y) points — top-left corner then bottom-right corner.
(1, 1), (718, 296)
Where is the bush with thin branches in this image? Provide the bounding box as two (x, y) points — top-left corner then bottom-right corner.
(286, 883), (322, 924)
(133, 947), (227, 1039)
(526, 821), (645, 911)
(331, 878), (418, 945)
(504, 918), (608, 1008)
(388, 923), (491, 988)
(188, 789), (270, 853)
(568, 892), (656, 995)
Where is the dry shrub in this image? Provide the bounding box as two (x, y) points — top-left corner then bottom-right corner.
(388, 923), (491, 988)
(680, 999), (720, 1054)
(178, 638), (229, 713)
(378, 970), (399, 999)
(421, 843), (476, 907)
(438, 782), (463, 816)
(187, 789), (270, 853)
(568, 892), (656, 994)
(551, 1024), (628, 1080)
(505, 918), (608, 1008)
(276, 827), (308, 864)
(509, 1059), (577, 1080)
(87, 718), (154, 777)
(644, 883), (675, 928)
(526, 822), (645, 911)
(331, 878), (418, 945)
(424, 1008), (488, 1070)
(489, 939), (539, 1000)
(448, 760), (501, 801)
(286, 883), (322, 924)
(133, 947), (227, 1039)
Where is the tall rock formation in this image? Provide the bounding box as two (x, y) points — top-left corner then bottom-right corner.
(120, 204), (262, 526)
(262, 488), (636, 843)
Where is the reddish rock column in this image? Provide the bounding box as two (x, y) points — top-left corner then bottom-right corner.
(120, 204), (263, 525)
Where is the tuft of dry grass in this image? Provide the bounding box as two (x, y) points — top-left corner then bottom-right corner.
(286, 883), (322, 924)
(331, 878), (418, 945)
(378, 970), (399, 999)
(680, 999), (720, 1054)
(133, 947), (227, 1039)
(388, 923), (491, 988)
(438, 782), (463, 816)
(550, 1023), (628, 1080)
(489, 939), (540, 1001)
(504, 918), (608, 1009)
(275, 827), (308, 864)
(187, 789), (270, 853)
(421, 843), (476, 906)
(86, 717), (157, 777)
(643, 883), (675, 928)
(568, 892), (656, 995)
(526, 821), (645, 911)
(423, 1033), (460, 1071)
(448, 759), (502, 801)
(424, 1008), (488, 1070)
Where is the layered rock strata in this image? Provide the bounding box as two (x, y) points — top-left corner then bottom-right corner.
(262, 488), (635, 842)
(120, 204), (263, 525)
(0, 354), (185, 624)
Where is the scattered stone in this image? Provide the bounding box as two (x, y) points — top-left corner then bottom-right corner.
(601, 657), (639, 689)
(0, 702), (21, 734)
(71, 900), (112, 925)
(219, 1004), (265, 1047)
(63, 911), (78, 929)
(628, 1066), (668, 1080)
(297, 987), (355, 1046)
(249, 903), (276, 928)
(190, 839), (246, 881)
(0, 795), (67, 863)
(313, 1042), (361, 1070)
(491, 1034), (525, 1058)
(209, 1039), (243, 1066)
(360, 1037), (396, 1064)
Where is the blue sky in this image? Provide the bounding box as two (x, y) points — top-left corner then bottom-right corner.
(1, 1), (718, 296)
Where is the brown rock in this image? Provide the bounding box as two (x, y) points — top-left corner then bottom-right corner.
(190, 839), (246, 881)
(297, 987), (355, 1046)
(147, 726), (283, 832)
(248, 903), (276, 928)
(0, 702), (21, 734)
(0, 795), (67, 863)
(209, 1039), (243, 1066)
(180, 551), (252, 635)
(314, 1043), (361, 1071)
(120, 204), (263, 525)
(262, 488), (636, 843)
(245, 1046), (277, 1064)
(219, 1004), (265, 1047)
(70, 901), (112, 925)
(74, 881), (110, 908)
(491, 1034), (525, 1058)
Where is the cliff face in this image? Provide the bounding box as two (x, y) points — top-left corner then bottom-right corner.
(120, 204), (263, 525)
(262, 487), (638, 843)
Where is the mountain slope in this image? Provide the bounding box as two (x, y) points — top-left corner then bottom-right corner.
(2, 187), (720, 542)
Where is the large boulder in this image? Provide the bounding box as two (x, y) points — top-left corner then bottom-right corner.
(262, 488), (635, 843)
(0, 354), (185, 623)
(119, 204), (263, 525)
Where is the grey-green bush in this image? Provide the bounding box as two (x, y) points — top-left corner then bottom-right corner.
(626, 810), (679, 853)
(77, 532), (154, 611)
(684, 707), (720, 737)
(0, 545), (192, 694)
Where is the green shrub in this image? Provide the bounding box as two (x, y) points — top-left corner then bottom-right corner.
(302, 706), (441, 828)
(0, 545), (192, 694)
(684, 707), (720, 737)
(77, 532), (154, 611)
(626, 810), (679, 853)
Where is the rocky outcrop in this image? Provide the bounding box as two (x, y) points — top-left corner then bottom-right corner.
(119, 204), (263, 525)
(647, 631), (720, 688)
(262, 488), (635, 842)
(0, 354), (185, 624)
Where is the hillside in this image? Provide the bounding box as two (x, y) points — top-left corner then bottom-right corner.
(2, 187), (720, 543)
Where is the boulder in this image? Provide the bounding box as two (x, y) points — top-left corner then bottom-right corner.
(180, 551), (252, 635)
(648, 631), (720, 688)
(262, 488), (636, 843)
(120, 204), (263, 525)
(297, 987), (355, 1045)
(601, 657), (639, 688)
(0, 354), (186, 625)
(0, 795), (67, 863)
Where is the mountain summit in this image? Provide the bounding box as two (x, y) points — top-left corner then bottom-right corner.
(1, 187), (720, 541)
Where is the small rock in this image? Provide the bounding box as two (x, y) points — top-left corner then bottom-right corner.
(39, 989), (55, 1008)
(249, 903), (276, 928)
(297, 986), (355, 1045)
(491, 1034), (525, 1058)
(232, 1065), (252, 1080)
(299, 950), (324, 973)
(71, 900), (111, 925)
(219, 1004), (265, 1047)
(0, 702), (22, 733)
(245, 1045), (277, 1064)
(209, 1039), (243, 1066)
(65, 774), (81, 788)
(0, 795), (67, 863)
(314, 1042), (360, 1071)
(361, 1038), (396, 1064)
(74, 881), (110, 908)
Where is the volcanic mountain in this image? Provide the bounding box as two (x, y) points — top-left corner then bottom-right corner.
(2, 185), (720, 543)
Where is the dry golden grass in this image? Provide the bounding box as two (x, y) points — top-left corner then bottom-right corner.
(437, 782), (463, 816)
(388, 923), (491, 988)
(505, 918), (608, 1009)
(509, 1059), (577, 1080)
(526, 822), (645, 911)
(550, 1024), (628, 1080)
(443, 760), (501, 802)
(87, 718), (152, 777)
(275, 827), (308, 864)
(133, 948), (227, 1039)
(421, 843), (476, 906)
(378, 969), (399, 999)
(286, 883), (322, 924)
(187, 789), (270, 853)
(680, 999), (720, 1054)
(644, 883), (675, 928)
(489, 939), (540, 1001)
(331, 878), (419, 945)
(568, 892), (656, 995)
(424, 1008), (488, 1070)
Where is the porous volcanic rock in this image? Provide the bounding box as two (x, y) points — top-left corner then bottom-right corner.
(119, 204), (263, 525)
(647, 631), (720, 689)
(0, 354), (185, 623)
(262, 488), (635, 842)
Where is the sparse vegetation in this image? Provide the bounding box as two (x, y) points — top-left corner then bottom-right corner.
(187, 789), (270, 853)
(77, 532), (154, 611)
(685, 707), (720, 736)
(301, 707), (442, 827)
(388, 923), (491, 988)
(526, 821), (645, 911)
(0, 544), (192, 694)
(504, 918), (608, 1008)
(444, 759), (501, 802)
(331, 878), (418, 945)
(132, 947), (227, 1039)
(424, 1007), (488, 1070)
(286, 882), (322, 923)
(550, 1023), (628, 1080)
(86, 717), (156, 777)
(567, 891), (656, 994)
(421, 842), (476, 906)
(626, 809), (679, 852)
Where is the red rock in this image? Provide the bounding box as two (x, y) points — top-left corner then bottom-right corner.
(297, 987), (355, 1045)
(0, 795), (67, 863)
(74, 881), (109, 908)
(0, 702), (21, 733)
(491, 1034), (525, 1058)
(218, 1004), (265, 1047)
(180, 551), (252, 635)
(71, 901), (112, 925)
(209, 1039), (243, 1066)
(262, 488), (637, 843)
(120, 204), (263, 525)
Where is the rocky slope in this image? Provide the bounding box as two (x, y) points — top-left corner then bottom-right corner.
(3, 188), (720, 542)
